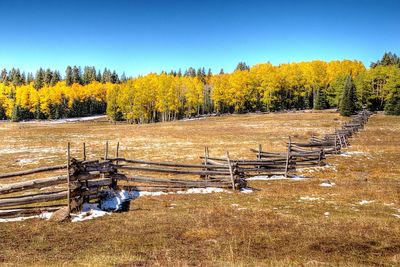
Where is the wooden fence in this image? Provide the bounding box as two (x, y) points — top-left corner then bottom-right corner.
(0, 110), (372, 219)
(0, 143), (248, 219)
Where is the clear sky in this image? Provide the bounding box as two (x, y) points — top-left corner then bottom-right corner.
(0, 0), (399, 76)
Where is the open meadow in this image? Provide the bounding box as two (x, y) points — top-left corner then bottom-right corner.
(0, 111), (399, 266)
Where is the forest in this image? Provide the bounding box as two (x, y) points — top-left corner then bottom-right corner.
(0, 52), (399, 122)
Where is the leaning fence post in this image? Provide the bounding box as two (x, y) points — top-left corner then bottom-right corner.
(66, 142), (71, 216)
(83, 142), (86, 161)
(204, 146), (209, 180)
(115, 142), (120, 159)
(257, 144), (262, 160)
(104, 141), (109, 160)
(284, 137), (291, 178)
(226, 151), (235, 190)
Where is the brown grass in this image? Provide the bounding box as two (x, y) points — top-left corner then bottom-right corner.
(0, 111), (399, 266)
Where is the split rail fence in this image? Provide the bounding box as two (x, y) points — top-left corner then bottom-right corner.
(0, 110), (372, 219)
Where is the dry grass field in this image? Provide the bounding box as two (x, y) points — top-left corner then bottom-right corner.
(0, 111), (399, 266)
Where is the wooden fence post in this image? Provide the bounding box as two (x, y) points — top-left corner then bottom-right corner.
(83, 142), (86, 161)
(204, 146), (209, 180)
(226, 151), (235, 190)
(66, 143), (71, 216)
(284, 137), (291, 178)
(337, 133), (343, 150)
(116, 142), (120, 159)
(257, 144), (262, 160)
(104, 141), (109, 160)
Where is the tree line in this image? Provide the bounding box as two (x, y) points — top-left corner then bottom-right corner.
(0, 53), (399, 122)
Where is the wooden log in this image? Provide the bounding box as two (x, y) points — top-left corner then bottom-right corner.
(86, 178), (113, 188)
(0, 205), (65, 218)
(114, 165), (230, 175)
(0, 190), (67, 208)
(120, 185), (231, 192)
(119, 176), (230, 186)
(0, 164), (67, 180)
(0, 175), (67, 194)
(109, 158), (227, 169)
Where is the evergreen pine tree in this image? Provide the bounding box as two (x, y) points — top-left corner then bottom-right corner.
(121, 72), (127, 82)
(384, 87), (400, 115)
(96, 70), (102, 82)
(65, 66), (73, 86)
(11, 105), (22, 122)
(219, 68), (224, 75)
(339, 75), (358, 116)
(72, 66), (82, 84)
(44, 68), (53, 85)
(34, 68), (45, 89)
(11, 68), (23, 86)
(50, 71), (61, 86)
(235, 62), (250, 71)
(21, 72), (26, 85)
(207, 68), (212, 78)
(313, 87), (327, 110)
(110, 70), (119, 84)
(1, 69), (8, 85)
(102, 68), (111, 83)
(27, 72), (34, 84)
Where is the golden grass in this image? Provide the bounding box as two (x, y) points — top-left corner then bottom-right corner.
(0, 111), (399, 266)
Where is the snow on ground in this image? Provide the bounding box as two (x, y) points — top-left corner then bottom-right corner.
(341, 151), (365, 157)
(298, 164), (337, 173)
(359, 200), (375, 205)
(19, 115), (107, 124)
(246, 175), (306, 181)
(71, 203), (110, 222)
(240, 187), (254, 193)
(320, 182), (335, 187)
(0, 211), (52, 223)
(181, 117), (207, 122)
(299, 196), (324, 201)
(393, 214), (400, 219)
(0, 187), (233, 223)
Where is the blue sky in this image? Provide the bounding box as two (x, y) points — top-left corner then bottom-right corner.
(0, 0), (399, 76)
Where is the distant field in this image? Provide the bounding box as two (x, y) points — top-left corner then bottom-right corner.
(0, 111), (399, 266)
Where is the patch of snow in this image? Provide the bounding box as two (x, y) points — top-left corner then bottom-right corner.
(181, 117), (206, 122)
(0, 187), (230, 223)
(320, 182), (335, 187)
(71, 203), (110, 222)
(299, 196), (323, 201)
(231, 204), (239, 207)
(393, 214), (400, 219)
(0, 211), (52, 223)
(246, 175), (306, 181)
(359, 200), (375, 205)
(384, 203), (395, 206)
(20, 115), (107, 124)
(324, 212), (330, 216)
(291, 176), (307, 181)
(240, 187), (254, 193)
(176, 187), (226, 194)
(341, 151), (365, 157)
